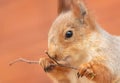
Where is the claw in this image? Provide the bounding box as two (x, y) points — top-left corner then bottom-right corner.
(44, 64), (55, 72)
(88, 73), (96, 80)
(77, 72), (81, 78)
(81, 69), (87, 77)
(77, 63), (96, 80)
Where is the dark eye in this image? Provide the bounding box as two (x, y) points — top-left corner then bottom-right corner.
(65, 30), (73, 38)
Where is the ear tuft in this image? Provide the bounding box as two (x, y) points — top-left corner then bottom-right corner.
(57, 0), (88, 19)
(71, 0), (87, 18)
(58, 0), (72, 14)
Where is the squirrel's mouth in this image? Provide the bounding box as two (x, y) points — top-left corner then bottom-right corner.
(45, 51), (78, 70)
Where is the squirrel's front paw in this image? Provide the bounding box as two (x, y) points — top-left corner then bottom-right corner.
(39, 57), (56, 72)
(77, 63), (96, 80)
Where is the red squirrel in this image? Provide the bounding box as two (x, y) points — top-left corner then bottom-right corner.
(39, 0), (120, 83)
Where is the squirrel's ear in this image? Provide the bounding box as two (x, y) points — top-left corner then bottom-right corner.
(71, 0), (87, 19)
(57, 0), (87, 17)
(58, 0), (72, 14)
(72, 0), (95, 29)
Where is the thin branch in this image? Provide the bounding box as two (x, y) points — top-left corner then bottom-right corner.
(45, 51), (78, 70)
(9, 58), (39, 66)
(9, 52), (78, 70)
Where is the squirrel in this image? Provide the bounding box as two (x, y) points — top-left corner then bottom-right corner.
(39, 0), (120, 83)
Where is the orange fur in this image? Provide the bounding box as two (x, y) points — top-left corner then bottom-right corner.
(39, 0), (120, 83)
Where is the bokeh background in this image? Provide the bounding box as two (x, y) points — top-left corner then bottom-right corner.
(0, 0), (120, 83)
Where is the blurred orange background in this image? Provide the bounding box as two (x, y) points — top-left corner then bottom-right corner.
(0, 0), (120, 83)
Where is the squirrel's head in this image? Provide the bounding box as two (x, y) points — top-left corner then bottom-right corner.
(48, 0), (97, 67)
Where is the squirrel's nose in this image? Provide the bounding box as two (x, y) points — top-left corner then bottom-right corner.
(47, 43), (61, 60)
(45, 50), (58, 60)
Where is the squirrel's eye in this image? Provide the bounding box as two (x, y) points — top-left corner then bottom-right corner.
(65, 31), (73, 38)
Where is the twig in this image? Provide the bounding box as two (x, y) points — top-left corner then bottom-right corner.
(9, 52), (78, 70)
(9, 58), (39, 66)
(45, 51), (78, 70)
